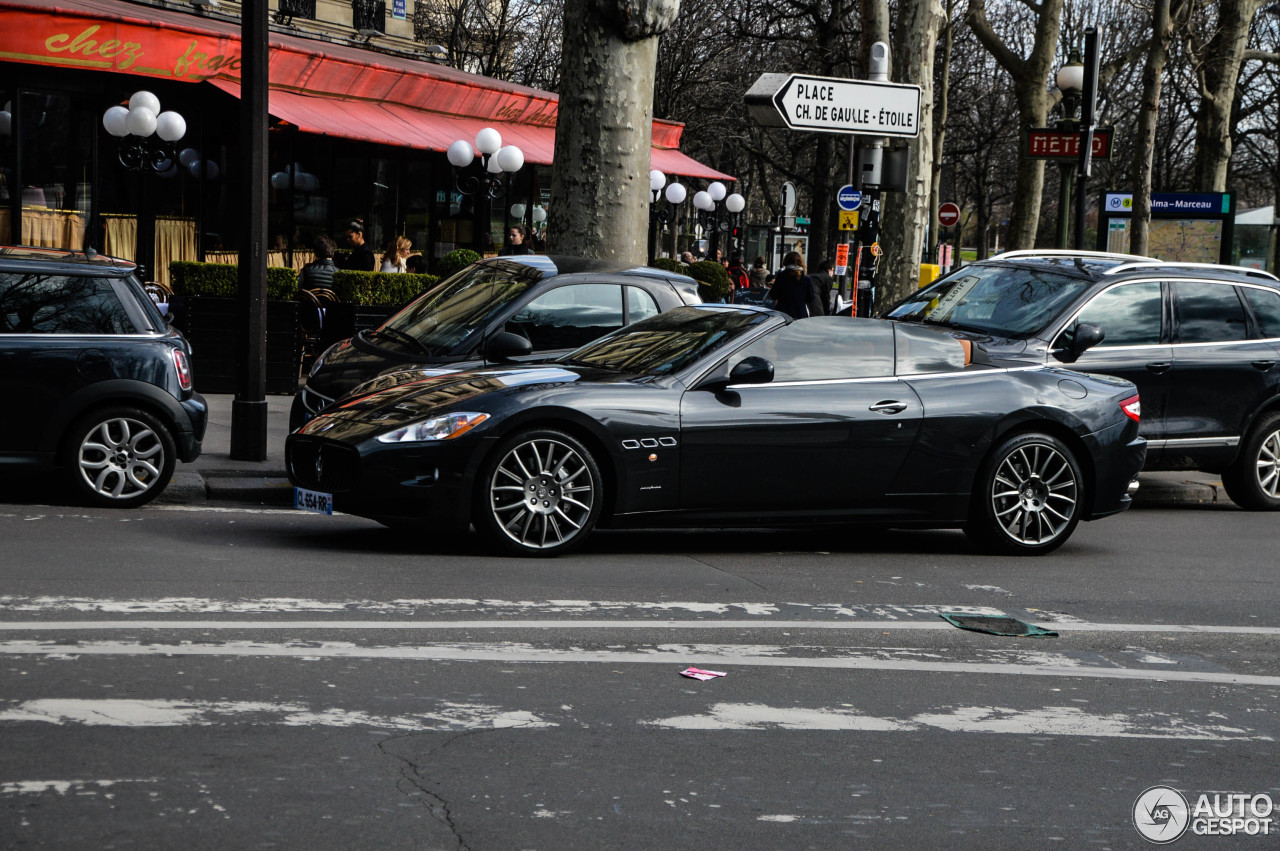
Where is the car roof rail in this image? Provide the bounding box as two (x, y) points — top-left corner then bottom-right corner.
(1104, 260), (1280, 281)
(991, 248), (1156, 262)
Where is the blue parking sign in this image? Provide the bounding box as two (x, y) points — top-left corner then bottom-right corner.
(837, 185), (862, 212)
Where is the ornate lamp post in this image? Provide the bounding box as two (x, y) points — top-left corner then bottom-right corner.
(647, 169), (686, 262)
(446, 128), (525, 199)
(692, 181), (744, 260)
(1055, 53), (1084, 249)
(102, 91), (186, 279)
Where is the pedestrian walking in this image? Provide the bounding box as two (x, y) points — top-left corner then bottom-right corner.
(679, 250), (695, 265)
(809, 258), (835, 316)
(499, 225), (534, 256)
(299, 236), (337, 291)
(769, 251), (813, 320)
(749, 256), (770, 288)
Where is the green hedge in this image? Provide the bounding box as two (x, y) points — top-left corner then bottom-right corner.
(169, 262), (298, 300)
(686, 260), (732, 302)
(329, 271), (440, 307)
(436, 248), (482, 279)
(649, 257), (686, 274)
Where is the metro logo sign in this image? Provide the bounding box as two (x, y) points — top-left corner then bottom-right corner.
(1025, 128), (1114, 161)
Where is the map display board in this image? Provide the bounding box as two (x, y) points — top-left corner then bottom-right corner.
(1105, 219), (1224, 264)
(1097, 192), (1233, 264)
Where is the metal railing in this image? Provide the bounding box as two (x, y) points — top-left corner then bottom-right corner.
(352, 0), (386, 33)
(275, 0), (316, 21)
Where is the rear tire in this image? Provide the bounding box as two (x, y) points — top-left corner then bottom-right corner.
(475, 429), (603, 556)
(964, 432), (1083, 556)
(1222, 412), (1280, 510)
(64, 406), (176, 508)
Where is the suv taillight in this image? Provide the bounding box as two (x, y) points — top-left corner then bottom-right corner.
(1120, 394), (1140, 422)
(172, 347), (193, 391)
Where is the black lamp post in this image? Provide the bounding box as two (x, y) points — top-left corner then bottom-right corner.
(446, 128), (525, 199)
(1055, 52), (1083, 249)
(691, 182), (745, 259)
(648, 169), (685, 262)
(102, 91), (187, 280)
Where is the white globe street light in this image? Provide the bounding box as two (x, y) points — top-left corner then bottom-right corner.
(725, 193), (745, 214)
(664, 182), (686, 205)
(707, 181), (727, 203)
(448, 127), (524, 199)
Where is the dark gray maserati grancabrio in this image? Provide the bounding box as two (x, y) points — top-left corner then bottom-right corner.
(287, 305), (1146, 556)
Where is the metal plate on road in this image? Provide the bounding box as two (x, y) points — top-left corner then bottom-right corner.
(747, 73), (922, 138)
(294, 487), (333, 516)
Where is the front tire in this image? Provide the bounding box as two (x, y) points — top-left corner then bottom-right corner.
(965, 432), (1083, 556)
(475, 429), (603, 556)
(1222, 412), (1280, 510)
(65, 406), (176, 508)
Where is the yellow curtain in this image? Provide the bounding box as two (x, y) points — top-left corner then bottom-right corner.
(154, 217), (197, 285)
(205, 250), (310, 269)
(20, 208), (85, 249)
(204, 250), (239, 264)
(102, 214), (137, 261)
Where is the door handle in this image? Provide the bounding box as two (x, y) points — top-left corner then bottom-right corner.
(1146, 362), (1172, 374)
(1251, 360), (1275, 372)
(869, 401), (908, 415)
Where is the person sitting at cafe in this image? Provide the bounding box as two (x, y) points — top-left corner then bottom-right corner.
(499, 225), (534, 256)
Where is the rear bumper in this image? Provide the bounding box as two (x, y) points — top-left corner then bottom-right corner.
(1087, 432), (1147, 520)
(176, 393), (208, 463)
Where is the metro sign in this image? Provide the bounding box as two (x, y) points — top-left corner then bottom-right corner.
(1025, 128), (1114, 161)
(747, 73), (922, 138)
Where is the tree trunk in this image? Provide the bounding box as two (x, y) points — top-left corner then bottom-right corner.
(808, 133), (837, 268)
(547, 0), (680, 263)
(1132, 0), (1177, 256)
(1191, 0), (1263, 192)
(967, 0), (1063, 249)
(929, 0), (956, 264)
(878, 0), (945, 308)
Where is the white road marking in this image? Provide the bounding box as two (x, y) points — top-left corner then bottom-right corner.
(646, 703), (1268, 740)
(1, 639), (1277, 686)
(0, 778), (159, 795)
(0, 619), (1277, 636)
(0, 698), (553, 731)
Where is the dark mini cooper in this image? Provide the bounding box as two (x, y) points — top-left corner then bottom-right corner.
(292, 255), (700, 430)
(885, 250), (1280, 509)
(0, 246), (207, 507)
(288, 306), (1145, 556)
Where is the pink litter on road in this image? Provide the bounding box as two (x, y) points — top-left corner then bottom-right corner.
(680, 667), (726, 681)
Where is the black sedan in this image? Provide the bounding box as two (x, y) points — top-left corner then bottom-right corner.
(292, 255), (700, 430)
(287, 306), (1146, 556)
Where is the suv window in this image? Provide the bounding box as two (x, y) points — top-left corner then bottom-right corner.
(0, 273), (137, 334)
(885, 265), (1087, 338)
(1243, 286), (1280, 338)
(1174, 281), (1248, 344)
(1073, 281), (1163, 346)
(510, 283), (625, 350)
(730, 318), (895, 382)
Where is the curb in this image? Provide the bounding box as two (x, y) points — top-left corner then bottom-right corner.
(1130, 478), (1229, 508)
(157, 470), (293, 506)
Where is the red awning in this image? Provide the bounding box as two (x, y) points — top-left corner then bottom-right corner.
(0, 0), (732, 179)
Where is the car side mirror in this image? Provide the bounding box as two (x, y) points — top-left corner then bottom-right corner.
(484, 330), (533, 363)
(1053, 322), (1105, 363)
(728, 356), (774, 386)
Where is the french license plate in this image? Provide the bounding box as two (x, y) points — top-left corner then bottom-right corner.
(294, 487), (333, 516)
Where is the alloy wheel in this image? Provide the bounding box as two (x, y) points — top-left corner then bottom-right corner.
(1253, 426), (1280, 498)
(488, 437), (596, 550)
(989, 442), (1079, 546)
(78, 417), (167, 501)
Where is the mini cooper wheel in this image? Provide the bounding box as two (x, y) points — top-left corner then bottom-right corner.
(1222, 412), (1280, 511)
(965, 432), (1083, 556)
(65, 406), (176, 508)
(477, 429), (603, 556)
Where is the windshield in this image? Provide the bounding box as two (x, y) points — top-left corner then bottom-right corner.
(563, 306), (773, 375)
(884, 264), (1088, 338)
(372, 261), (542, 355)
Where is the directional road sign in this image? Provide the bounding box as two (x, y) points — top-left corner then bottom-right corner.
(938, 202), (961, 228)
(837, 185), (863, 211)
(747, 73), (922, 138)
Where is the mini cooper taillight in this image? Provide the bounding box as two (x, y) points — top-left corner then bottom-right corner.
(1120, 394), (1140, 422)
(172, 347), (193, 391)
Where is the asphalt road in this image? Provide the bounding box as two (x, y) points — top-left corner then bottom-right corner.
(1, 500), (1277, 849)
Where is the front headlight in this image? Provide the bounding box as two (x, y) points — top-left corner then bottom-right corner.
(375, 412), (490, 443)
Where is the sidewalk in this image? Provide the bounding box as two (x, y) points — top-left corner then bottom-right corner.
(160, 393), (1236, 509)
(161, 393), (294, 506)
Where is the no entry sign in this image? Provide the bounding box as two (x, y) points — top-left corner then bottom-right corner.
(938, 202), (961, 228)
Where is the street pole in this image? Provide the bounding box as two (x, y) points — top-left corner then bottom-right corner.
(1074, 28), (1101, 252)
(855, 41), (890, 317)
(230, 0), (269, 461)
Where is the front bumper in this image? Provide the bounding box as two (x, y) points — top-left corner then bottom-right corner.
(286, 431), (484, 529)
